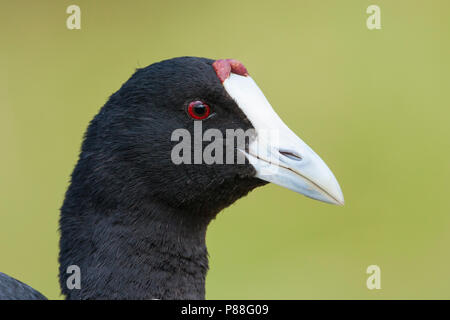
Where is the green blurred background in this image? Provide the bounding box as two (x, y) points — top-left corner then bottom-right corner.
(1, 0), (449, 299)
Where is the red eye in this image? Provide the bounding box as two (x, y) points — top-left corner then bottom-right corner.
(187, 101), (211, 120)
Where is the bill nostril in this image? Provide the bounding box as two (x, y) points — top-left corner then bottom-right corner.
(279, 149), (303, 161)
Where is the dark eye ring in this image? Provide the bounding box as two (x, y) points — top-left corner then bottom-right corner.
(187, 101), (211, 120)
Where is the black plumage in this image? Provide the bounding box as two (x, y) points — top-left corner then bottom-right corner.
(59, 57), (267, 299)
(1, 57), (267, 300)
(0, 272), (46, 300)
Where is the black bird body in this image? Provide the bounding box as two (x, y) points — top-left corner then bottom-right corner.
(59, 57), (265, 299)
(0, 273), (46, 300)
(0, 57), (343, 299)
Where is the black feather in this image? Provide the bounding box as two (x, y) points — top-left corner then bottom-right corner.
(0, 272), (46, 300)
(58, 57), (266, 299)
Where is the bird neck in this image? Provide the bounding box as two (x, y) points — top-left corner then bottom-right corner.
(59, 198), (212, 300)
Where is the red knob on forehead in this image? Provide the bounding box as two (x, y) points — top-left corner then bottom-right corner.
(227, 59), (248, 77)
(212, 59), (249, 83)
(212, 60), (231, 83)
